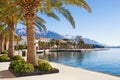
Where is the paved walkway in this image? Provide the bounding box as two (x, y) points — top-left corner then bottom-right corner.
(0, 62), (120, 80)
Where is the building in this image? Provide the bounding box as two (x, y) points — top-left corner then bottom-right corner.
(36, 37), (51, 42)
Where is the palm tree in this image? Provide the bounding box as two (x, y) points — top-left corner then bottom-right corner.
(0, 0), (22, 58)
(4, 32), (9, 50)
(0, 0), (46, 58)
(14, 0), (91, 66)
(0, 34), (4, 52)
(14, 34), (22, 50)
(0, 23), (6, 52)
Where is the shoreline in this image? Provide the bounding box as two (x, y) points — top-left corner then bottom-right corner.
(16, 48), (109, 55)
(0, 62), (120, 80)
(50, 62), (120, 80)
(53, 62), (120, 77)
(36, 48), (109, 53)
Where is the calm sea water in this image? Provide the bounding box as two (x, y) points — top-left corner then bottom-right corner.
(38, 48), (120, 76)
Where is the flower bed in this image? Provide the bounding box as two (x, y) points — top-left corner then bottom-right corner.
(0, 55), (11, 62)
(9, 68), (59, 77)
(9, 59), (59, 77)
(0, 55), (23, 62)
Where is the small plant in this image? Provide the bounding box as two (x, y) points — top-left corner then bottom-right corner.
(9, 60), (26, 69)
(1, 50), (8, 54)
(12, 55), (23, 60)
(38, 59), (53, 71)
(19, 44), (27, 50)
(0, 55), (11, 62)
(9, 60), (34, 73)
(14, 63), (34, 73)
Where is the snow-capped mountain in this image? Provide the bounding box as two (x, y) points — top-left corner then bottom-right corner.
(16, 28), (64, 39)
(16, 28), (106, 46)
(83, 38), (106, 46)
(64, 35), (106, 46)
(41, 31), (64, 39)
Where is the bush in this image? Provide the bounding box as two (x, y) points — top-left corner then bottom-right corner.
(0, 55), (11, 61)
(1, 50), (8, 54)
(38, 59), (53, 71)
(14, 63), (34, 73)
(9, 60), (26, 69)
(12, 55), (23, 60)
(9, 60), (34, 73)
(19, 44), (27, 50)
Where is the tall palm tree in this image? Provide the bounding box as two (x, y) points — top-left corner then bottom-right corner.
(0, 0), (46, 58)
(4, 31), (9, 50)
(0, 23), (6, 52)
(14, 34), (22, 50)
(0, 34), (4, 52)
(0, 0), (22, 58)
(0, 0), (91, 65)
(14, 0), (91, 66)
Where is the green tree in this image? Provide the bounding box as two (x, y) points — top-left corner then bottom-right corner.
(1, 0), (91, 66)
(0, 0), (47, 58)
(14, 35), (22, 50)
(0, 0), (22, 58)
(0, 23), (6, 52)
(15, 0), (91, 66)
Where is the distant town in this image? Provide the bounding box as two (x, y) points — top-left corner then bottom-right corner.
(14, 35), (105, 51)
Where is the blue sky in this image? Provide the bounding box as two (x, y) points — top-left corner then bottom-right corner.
(40, 0), (120, 46)
(17, 0), (120, 46)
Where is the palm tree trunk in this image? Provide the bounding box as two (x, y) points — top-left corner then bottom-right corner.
(5, 41), (9, 50)
(8, 23), (15, 58)
(16, 41), (19, 50)
(0, 34), (4, 52)
(23, 9), (38, 66)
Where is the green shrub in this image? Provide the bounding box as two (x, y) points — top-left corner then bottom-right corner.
(38, 59), (53, 71)
(9, 60), (26, 69)
(9, 60), (34, 73)
(12, 55), (23, 60)
(1, 50), (8, 54)
(14, 63), (34, 73)
(19, 44), (27, 50)
(0, 55), (10, 61)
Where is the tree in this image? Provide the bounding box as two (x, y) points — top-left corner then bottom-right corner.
(0, 23), (6, 52)
(13, 0), (91, 66)
(0, 0), (22, 58)
(14, 35), (22, 50)
(0, 0), (46, 58)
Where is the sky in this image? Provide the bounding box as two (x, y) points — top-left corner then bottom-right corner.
(38, 0), (120, 46)
(17, 0), (120, 46)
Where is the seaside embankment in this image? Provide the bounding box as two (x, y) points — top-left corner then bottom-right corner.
(0, 61), (120, 80)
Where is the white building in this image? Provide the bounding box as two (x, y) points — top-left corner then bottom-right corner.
(36, 37), (51, 42)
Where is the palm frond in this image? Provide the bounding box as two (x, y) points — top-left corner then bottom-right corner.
(55, 7), (75, 28)
(64, 0), (92, 12)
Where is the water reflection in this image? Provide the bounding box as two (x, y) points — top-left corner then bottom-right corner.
(37, 51), (94, 66)
(37, 49), (120, 76)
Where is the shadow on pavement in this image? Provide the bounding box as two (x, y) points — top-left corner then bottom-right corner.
(0, 70), (15, 78)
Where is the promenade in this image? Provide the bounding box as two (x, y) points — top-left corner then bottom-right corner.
(0, 62), (120, 80)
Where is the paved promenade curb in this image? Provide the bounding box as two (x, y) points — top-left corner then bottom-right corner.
(0, 62), (120, 80)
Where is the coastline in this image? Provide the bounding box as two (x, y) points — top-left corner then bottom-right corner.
(17, 48), (109, 55)
(53, 62), (120, 77)
(0, 62), (120, 80)
(36, 48), (109, 53)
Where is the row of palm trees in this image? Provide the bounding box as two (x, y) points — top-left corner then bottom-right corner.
(0, 0), (91, 67)
(38, 40), (93, 49)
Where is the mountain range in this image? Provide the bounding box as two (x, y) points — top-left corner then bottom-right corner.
(16, 28), (106, 46)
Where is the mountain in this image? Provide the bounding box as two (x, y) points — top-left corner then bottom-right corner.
(83, 38), (105, 46)
(64, 35), (107, 46)
(16, 28), (64, 39)
(16, 28), (106, 46)
(41, 31), (64, 39)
